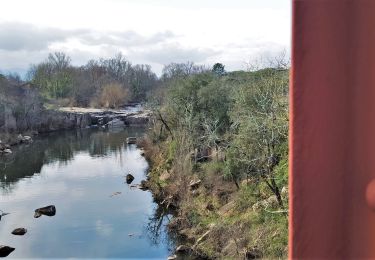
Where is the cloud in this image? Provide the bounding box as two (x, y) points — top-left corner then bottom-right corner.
(77, 30), (177, 47)
(0, 22), (84, 51)
(130, 43), (220, 65)
(0, 22), (177, 52)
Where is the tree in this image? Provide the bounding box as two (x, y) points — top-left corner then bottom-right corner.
(130, 64), (157, 101)
(212, 63), (225, 76)
(161, 62), (207, 81)
(226, 69), (289, 205)
(28, 52), (73, 99)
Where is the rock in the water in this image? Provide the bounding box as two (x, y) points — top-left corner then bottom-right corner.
(0, 245), (15, 257)
(22, 136), (33, 143)
(11, 228), (27, 236)
(0, 212), (10, 221)
(126, 174), (135, 184)
(2, 149), (12, 154)
(110, 191), (122, 197)
(34, 205), (56, 218)
(139, 180), (150, 191)
(126, 137), (137, 144)
(106, 118), (125, 128)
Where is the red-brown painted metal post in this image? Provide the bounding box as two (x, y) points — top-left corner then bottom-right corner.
(290, 0), (375, 258)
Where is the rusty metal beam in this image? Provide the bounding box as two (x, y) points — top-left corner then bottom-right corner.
(290, 0), (375, 258)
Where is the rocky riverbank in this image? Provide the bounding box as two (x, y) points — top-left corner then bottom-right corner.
(0, 105), (151, 154)
(58, 106), (151, 127)
(138, 136), (288, 260)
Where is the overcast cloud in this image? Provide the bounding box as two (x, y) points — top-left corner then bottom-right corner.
(0, 0), (291, 76)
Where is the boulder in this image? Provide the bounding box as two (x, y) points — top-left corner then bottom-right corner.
(2, 149), (12, 154)
(123, 112), (150, 125)
(176, 245), (191, 253)
(17, 134), (23, 143)
(189, 179), (201, 190)
(11, 228), (27, 236)
(34, 205), (56, 218)
(138, 180), (150, 191)
(106, 118), (125, 128)
(167, 255), (177, 260)
(126, 174), (135, 184)
(22, 136), (32, 143)
(0, 245), (15, 257)
(245, 247), (263, 259)
(126, 137), (137, 144)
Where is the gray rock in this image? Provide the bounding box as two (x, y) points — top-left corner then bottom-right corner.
(3, 149), (12, 154)
(189, 179), (201, 190)
(139, 180), (150, 191)
(106, 118), (125, 128)
(176, 245), (191, 253)
(11, 228), (27, 236)
(126, 174), (135, 184)
(0, 245), (15, 257)
(34, 205), (56, 218)
(20, 135), (32, 143)
(126, 137), (137, 144)
(245, 247), (263, 259)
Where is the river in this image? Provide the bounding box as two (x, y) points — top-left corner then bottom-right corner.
(0, 127), (173, 258)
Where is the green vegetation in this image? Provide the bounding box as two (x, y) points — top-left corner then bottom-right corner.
(144, 63), (289, 259)
(27, 52), (157, 107)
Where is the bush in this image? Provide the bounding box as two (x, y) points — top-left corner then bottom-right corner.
(97, 83), (129, 108)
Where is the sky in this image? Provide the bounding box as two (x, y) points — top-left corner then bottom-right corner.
(0, 0), (291, 76)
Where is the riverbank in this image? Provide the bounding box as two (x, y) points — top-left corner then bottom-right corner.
(139, 136), (289, 259)
(0, 105), (151, 154)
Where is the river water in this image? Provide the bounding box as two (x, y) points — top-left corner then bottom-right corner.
(0, 127), (172, 258)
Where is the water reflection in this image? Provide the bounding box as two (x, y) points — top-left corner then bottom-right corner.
(0, 128), (172, 258)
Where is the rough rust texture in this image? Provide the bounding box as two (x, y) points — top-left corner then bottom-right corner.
(290, 0), (375, 258)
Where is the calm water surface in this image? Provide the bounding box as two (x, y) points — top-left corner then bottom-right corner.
(0, 128), (172, 258)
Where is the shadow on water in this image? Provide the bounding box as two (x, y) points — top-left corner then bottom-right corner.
(0, 127), (144, 190)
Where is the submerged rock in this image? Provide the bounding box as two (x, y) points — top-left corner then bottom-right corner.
(34, 205), (56, 218)
(11, 228), (27, 236)
(0, 245), (15, 257)
(126, 174), (135, 184)
(130, 180), (150, 191)
(110, 192), (122, 197)
(0, 211), (10, 221)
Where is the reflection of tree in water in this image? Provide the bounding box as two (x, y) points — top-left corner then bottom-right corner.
(145, 203), (177, 252)
(0, 127), (146, 192)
